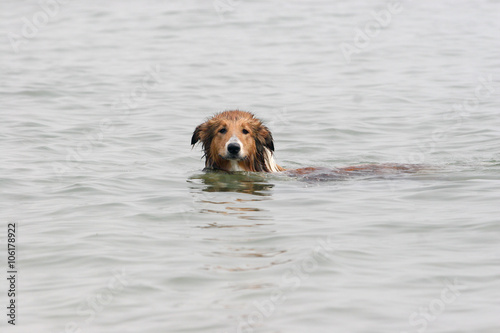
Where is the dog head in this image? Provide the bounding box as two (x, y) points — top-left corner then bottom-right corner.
(191, 110), (280, 172)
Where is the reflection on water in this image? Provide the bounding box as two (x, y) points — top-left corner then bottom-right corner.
(197, 222), (269, 229)
(187, 171), (287, 274)
(204, 259), (292, 272)
(187, 171), (275, 223)
(188, 171), (274, 196)
(209, 247), (286, 258)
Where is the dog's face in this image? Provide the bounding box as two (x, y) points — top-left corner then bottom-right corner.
(207, 117), (254, 161)
(191, 111), (276, 171)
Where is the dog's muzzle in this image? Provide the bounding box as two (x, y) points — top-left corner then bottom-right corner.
(224, 135), (244, 160)
(226, 143), (241, 159)
(227, 143), (240, 155)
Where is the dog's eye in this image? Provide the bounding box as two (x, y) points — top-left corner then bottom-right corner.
(219, 128), (227, 134)
(242, 129), (249, 134)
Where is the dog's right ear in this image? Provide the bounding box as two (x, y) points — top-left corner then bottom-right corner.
(191, 124), (203, 145)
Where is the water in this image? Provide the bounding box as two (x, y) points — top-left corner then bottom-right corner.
(1, 0), (500, 332)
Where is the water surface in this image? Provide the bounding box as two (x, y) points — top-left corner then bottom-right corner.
(1, 0), (500, 332)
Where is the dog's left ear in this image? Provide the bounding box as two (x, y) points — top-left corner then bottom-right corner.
(258, 126), (275, 151)
(264, 130), (275, 151)
(191, 124), (203, 145)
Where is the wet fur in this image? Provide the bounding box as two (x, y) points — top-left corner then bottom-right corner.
(191, 110), (284, 172)
(192, 110), (423, 176)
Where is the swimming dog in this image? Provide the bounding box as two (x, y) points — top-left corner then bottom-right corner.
(191, 110), (284, 172)
(191, 110), (420, 175)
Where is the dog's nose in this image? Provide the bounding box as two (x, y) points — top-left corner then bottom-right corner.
(227, 143), (241, 155)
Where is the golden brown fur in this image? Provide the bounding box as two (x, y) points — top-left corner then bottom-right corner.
(192, 110), (423, 176)
(191, 110), (285, 172)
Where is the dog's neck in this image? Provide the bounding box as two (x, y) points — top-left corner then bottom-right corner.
(229, 160), (246, 172)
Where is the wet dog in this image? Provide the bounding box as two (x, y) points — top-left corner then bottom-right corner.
(191, 110), (284, 172)
(191, 110), (421, 176)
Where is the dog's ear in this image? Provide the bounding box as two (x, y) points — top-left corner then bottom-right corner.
(257, 125), (275, 151)
(191, 124), (203, 145)
(265, 131), (275, 151)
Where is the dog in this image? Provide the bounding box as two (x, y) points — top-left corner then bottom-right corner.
(191, 110), (284, 172)
(191, 110), (421, 176)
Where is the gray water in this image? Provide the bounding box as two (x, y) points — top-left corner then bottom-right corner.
(1, 0), (500, 332)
